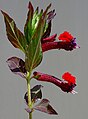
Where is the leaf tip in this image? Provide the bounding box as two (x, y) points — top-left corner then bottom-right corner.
(28, 1), (33, 9)
(0, 10), (4, 15)
(48, 3), (52, 8)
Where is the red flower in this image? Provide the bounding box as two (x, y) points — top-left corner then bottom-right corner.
(33, 71), (77, 93)
(58, 31), (74, 42)
(41, 31), (79, 52)
(62, 72), (76, 84)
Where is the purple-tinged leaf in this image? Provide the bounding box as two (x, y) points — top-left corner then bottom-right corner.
(42, 9), (56, 39)
(31, 85), (43, 102)
(34, 99), (58, 115)
(43, 3), (51, 18)
(1, 10), (26, 52)
(24, 92), (28, 104)
(47, 9), (56, 23)
(42, 21), (51, 39)
(7, 57), (27, 78)
(24, 85), (43, 104)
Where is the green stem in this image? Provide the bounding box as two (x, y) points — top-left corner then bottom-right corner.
(29, 112), (32, 119)
(27, 72), (33, 119)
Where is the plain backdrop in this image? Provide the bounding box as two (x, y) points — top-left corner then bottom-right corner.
(0, 0), (88, 119)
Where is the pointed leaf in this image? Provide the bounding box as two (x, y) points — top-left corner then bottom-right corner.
(31, 85), (43, 102)
(1, 10), (26, 52)
(34, 99), (58, 115)
(47, 9), (56, 23)
(32, 7), (40, 34)
(7, 57), (27, 78)
(24, 1), (34, 44)
(24, 85), (43, 104)
(42, 21), (51, 39)
(42, 9), (56, 39)
(24, 92), (28, 104)
(41, 4), (52, 39)
(25, 18), (43, 71)
(25, 4), (51, 71)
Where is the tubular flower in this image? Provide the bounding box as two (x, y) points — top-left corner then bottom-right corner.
(41, 31), (80, 52)
(33, 71), (77, 94)
(41, 34), (57, 44)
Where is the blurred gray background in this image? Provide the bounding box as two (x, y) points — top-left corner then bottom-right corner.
(0, 0), (87, 119)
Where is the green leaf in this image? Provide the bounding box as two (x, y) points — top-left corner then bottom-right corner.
(32, 7), (39, 33)
(25, 20), (43, 71)
(42, 21), (51, 39)
(24, 1), (34, 44)
(25, 3), (52, 71)
(32, 9), (43, 36)
(1, 10), (26, 52)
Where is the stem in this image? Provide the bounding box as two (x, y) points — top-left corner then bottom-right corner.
(29, 112), (32, 119)
(27, 80), (31, 107)
(27, 72), (33, 119)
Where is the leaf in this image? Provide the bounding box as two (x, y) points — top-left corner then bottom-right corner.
(24, 85), (43, 104)
(47, 9), (56, 23)
(41, 4), (53, 39)
(25, 4), (51, 71)
(34, 99), (58, 115)
(42, 21), (51, 39)
(25, 17), (43, 71)
(42, 9), (56, 39)
(1, 10), (26, 52)
(24, 1), (34, 44)
(31, 7), (39, 34)
(6, 57), (27, 78)
(31, 85), (43, 102)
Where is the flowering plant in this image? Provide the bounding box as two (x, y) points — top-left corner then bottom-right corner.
(1, 1), (79, 119)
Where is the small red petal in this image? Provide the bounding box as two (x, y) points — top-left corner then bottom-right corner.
(62, 72), (76, 84)
(58, 31), (74, 42)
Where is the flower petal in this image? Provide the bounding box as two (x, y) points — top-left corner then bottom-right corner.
(62, 72), (76, 84)
(58, 31), (74, 42)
